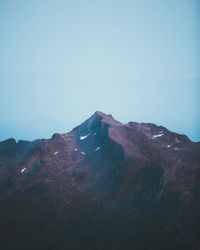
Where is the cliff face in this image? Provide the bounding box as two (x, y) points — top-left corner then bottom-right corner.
(0, 111), (200, 250)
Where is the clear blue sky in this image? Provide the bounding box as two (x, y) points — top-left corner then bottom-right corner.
(0, 0), (199, 141)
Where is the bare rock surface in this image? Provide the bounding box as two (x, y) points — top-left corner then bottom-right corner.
(0, 111), (200, 250)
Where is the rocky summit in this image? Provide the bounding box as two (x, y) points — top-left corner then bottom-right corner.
(0, 111), (200, 250)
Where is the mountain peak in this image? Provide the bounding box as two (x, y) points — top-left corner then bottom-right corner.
(72, 111), (122, 137)
(94, 111), (112, 117)
(92, 111), (122, 126)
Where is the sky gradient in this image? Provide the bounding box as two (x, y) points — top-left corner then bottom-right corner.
(0, 0), (199, 141)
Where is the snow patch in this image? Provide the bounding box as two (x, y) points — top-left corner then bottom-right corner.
(54, 151), (59, 155)
(175, 138), (180, 143)
(94, 132), (96, 135)
(80, 133), (90, 140)
(174, 147), (185, 151)
(152, 133), (164, 139)
(94, 146), (101, 151)
(167, 145), (171, 148)
(21, 168), (26, 173)
(81, 151), (86, 155)
(74, 148), (78, 151)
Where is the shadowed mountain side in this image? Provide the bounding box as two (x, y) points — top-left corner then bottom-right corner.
(0, 111), (199, 250)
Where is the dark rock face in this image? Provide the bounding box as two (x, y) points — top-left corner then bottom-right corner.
(0, 111), (200, 250)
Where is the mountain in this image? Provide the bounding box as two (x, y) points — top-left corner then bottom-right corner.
(0, 111), (200, 250)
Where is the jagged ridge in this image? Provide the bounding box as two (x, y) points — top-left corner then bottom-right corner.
(0, 111), (199, 250)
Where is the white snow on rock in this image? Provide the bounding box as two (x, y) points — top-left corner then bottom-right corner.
(94, 147), (101, 151)
(175, 138), (180, 143)
(174, 147), (185, 151)
(21, 168), (26, 173)
(167, 145), (172, 148)
(81, 151), (86, 155)
(152, 133), (164, 139)
(54, 151), (59, 155)
(74, 148), (78, 151)
(80, 133), (90, 140)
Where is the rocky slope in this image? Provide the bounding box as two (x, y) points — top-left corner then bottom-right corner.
(0, 111), (200, 250)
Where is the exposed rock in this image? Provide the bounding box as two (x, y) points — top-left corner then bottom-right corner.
(0, 112), (199, 250)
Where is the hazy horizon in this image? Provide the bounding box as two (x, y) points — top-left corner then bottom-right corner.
(0, 110), (199, 142)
